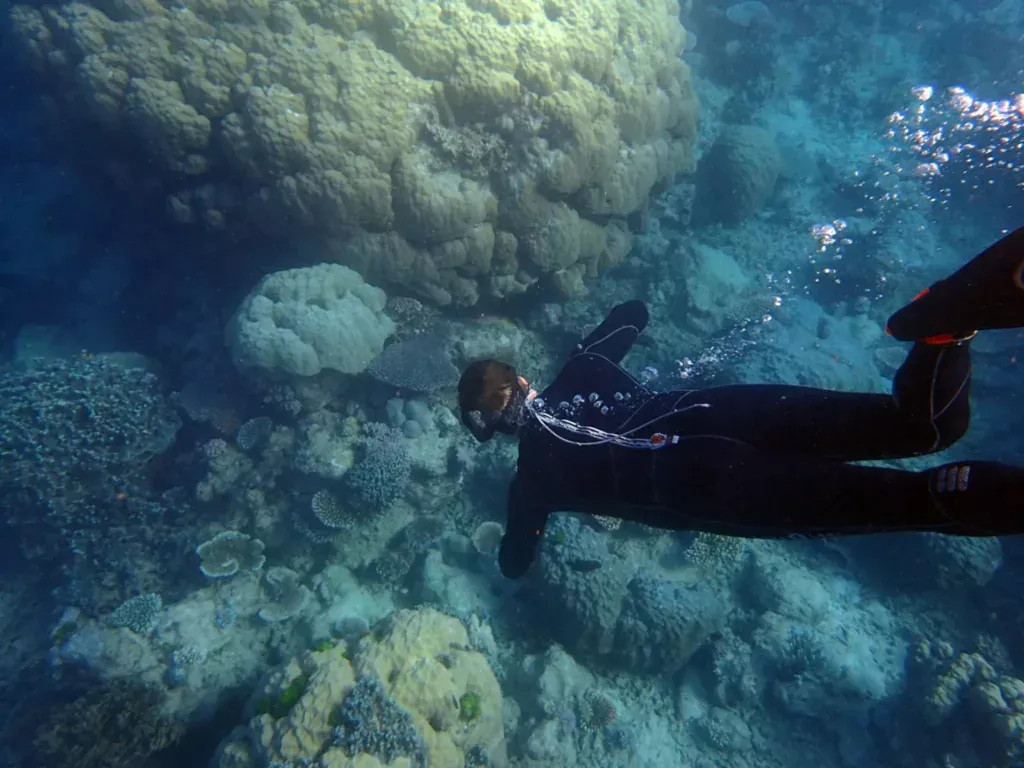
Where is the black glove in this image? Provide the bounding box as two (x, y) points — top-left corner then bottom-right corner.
(498, 533), (539, 579)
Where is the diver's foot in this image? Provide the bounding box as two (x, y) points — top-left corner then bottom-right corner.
(886, 227), (1024, 342)
(927, 461), (1024, 535)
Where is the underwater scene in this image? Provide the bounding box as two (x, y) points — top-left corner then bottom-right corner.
(0, 0), (1023, 765)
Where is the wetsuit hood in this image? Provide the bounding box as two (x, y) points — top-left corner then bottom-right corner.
(463, 383), (530, 442)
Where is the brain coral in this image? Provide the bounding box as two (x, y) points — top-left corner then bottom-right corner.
(226, 263), (395, 377)
(9, 0), (699, 304)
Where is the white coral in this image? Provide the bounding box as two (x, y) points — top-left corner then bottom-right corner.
(226, 263), (395, 377)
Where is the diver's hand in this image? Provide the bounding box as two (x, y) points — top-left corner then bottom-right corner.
(498, 533), (538, 579)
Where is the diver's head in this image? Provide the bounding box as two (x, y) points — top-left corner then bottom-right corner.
(458, 359), (531, 442)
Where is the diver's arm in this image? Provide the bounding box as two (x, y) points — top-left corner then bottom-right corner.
(571, 300), (649, 364)
(498, 474), (550, 579)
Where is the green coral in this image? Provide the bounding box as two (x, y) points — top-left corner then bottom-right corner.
(257, 674), (309, 720)
(459, 690), (482, 722)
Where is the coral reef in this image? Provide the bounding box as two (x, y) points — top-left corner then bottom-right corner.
(5, 5), (1024, 768)
(532, 516), (726, 672)
(197, 531), (268, 579)
(8, 0), (698, 302)
(32, 679), (184, 768)
(695, 124), (781, 224)
(345, 422), (413, 511)
(106, 593), (163, 635)
(366, 334), (460, 392)
(226, 264), (395, 377)
(212, 607), (506, 767)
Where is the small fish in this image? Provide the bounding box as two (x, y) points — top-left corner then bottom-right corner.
(640, 365), (660, 385)
(567, 558), (603, 573)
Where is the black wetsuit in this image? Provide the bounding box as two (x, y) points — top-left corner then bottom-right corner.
(499, 300), (1024, 579)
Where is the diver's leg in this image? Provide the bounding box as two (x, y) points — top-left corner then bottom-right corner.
(652, 436), (1024, 538)
(666, 228), (1024, 460)
(886, 226), (1024, 341)
(660, 338), (971, 461)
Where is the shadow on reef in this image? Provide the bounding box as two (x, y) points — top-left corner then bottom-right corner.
(0, 654), (250, 768)
(0, 665), (246, 768)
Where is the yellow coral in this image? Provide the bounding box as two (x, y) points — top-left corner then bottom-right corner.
(9, 0), (697, 300)
(210, 608), (506, 768)
(356, 609), (506, 766)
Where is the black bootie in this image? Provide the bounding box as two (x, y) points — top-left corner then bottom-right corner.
(887, 227), (1024, 342)
(926, 461), (1024, 536)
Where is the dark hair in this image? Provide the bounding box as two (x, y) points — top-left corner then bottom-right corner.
(458, 359), (518, 442)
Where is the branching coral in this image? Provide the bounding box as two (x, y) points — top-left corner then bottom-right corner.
(33, 679), (184, 768)
(345, 422), (412, 510)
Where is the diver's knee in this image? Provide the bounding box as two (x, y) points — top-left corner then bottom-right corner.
(934, 412), (970, 451)
(909, 411), (969, 455)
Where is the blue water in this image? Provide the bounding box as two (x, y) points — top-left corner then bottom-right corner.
(0, 0), (1022, 765)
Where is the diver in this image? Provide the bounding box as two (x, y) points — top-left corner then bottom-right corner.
(458, 227), (1024, 579)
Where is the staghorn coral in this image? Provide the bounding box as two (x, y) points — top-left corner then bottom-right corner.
(345, 422), (412, 511)
(685, 531), (747, 572)
(106, 593), (163, 635)
(0, 354), (185, 602)
(310, 489), (353, 530)
(9, 0), (698, 303)
(332, 674), (427, 767)
(0, 355), (180, 526)
(236, 416), (274, 453)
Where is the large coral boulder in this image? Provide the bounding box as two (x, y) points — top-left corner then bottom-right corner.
(9, 0), (698, 303)
(226, 263), (395, 377)
(212, 607), (507, 768)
